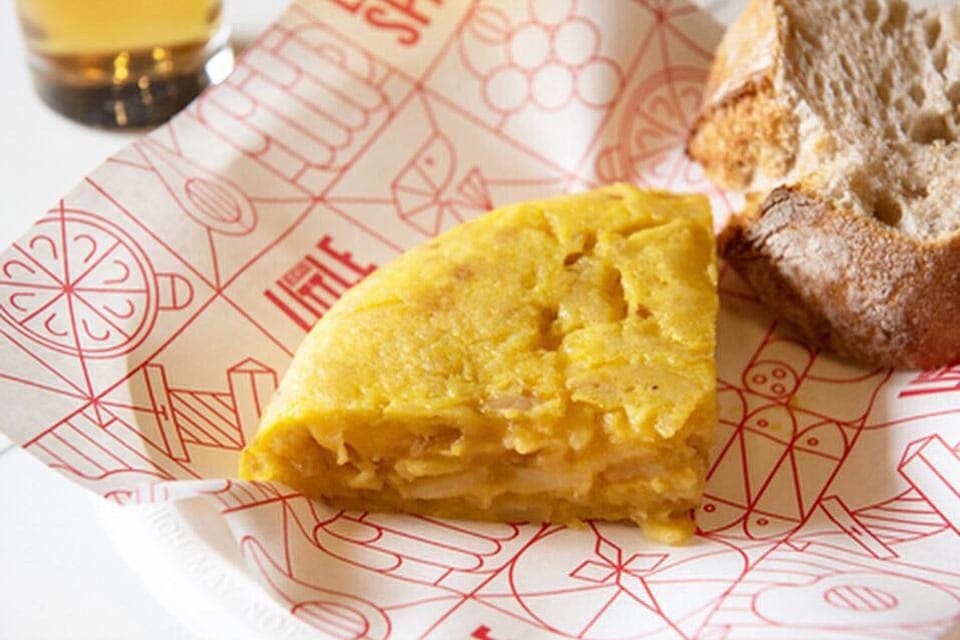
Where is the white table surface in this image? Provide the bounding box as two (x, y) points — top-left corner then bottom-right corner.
(0, 1), (752, 639)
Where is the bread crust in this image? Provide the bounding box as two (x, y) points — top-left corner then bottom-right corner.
(719, 187), (960, 369)
(687, 0), (797, 190)
(687, 77), (797, 190)
(692, 0), (960, 368)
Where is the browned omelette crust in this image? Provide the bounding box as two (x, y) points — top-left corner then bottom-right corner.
(720, 187), (960, 369)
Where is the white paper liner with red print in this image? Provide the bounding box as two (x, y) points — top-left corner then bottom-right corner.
(1, 1), (958, 638)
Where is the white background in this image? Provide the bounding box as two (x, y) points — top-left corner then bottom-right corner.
(0, 1), (750, 639)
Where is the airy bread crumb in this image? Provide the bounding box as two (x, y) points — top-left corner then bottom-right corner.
(692, 0), (960, 240)
(689, 0), (960, 368)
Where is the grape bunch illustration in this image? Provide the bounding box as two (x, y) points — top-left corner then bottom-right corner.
(461, 0), (624, 114)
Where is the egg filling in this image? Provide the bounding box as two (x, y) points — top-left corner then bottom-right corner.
(240, 185), (718, 544)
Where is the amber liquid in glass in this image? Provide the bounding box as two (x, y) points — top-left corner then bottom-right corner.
(16, 0), (232, 127)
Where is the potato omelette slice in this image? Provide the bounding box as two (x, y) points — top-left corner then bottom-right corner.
(240, 184), (717, 543)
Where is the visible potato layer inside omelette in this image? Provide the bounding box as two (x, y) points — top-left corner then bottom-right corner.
(240, 184), (717, 544)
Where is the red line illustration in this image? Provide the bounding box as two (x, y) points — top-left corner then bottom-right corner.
(899, 363), (960, 397)
(326, 91), (569, 244)
(191, 15), (409, 198)
(0, 2), (958, 638)
(0, 208), (191, 360)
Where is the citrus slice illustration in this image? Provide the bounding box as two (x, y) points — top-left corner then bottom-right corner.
(598, 67), (708, 188)
(0, 209), (190, 358)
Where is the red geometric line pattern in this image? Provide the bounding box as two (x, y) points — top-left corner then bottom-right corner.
(19, 356), (276, 503)
(24, 404), (192, 503)
(899, 363), (960, 397)
(0, 205), (184, 360)
(192, 16), (408, 197)
(702, 312), (894, 542)
(0, 1), (958, 638)
(898, 435), (960, 536)
(699, 545), (960, 637)
(852, 490), (950, 546)
(100, 358), (277, 464)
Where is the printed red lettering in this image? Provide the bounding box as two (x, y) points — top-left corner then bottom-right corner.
(471, 625), (514, 640)
(380, 0), (441, 24)
(322, 0), (444, 47)
(326, 0), (364, 14)
(264, 235), (375, 332)
(364, 6), (421, 45)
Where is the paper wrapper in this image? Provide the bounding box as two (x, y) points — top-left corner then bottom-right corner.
(2, 1), (959, 638)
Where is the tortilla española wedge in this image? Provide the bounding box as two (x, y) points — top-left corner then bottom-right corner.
(239, 184), (718, 543)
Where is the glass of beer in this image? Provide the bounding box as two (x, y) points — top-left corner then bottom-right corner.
(15, 0), (233, 128)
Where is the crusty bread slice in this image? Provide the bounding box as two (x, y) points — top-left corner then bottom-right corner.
(688, 0), (960, 368)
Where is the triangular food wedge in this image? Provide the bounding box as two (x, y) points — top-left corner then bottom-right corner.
(240, 185), (717, 543)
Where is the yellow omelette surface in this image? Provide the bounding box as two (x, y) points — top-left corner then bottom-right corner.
(240, 184), (717, 543)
